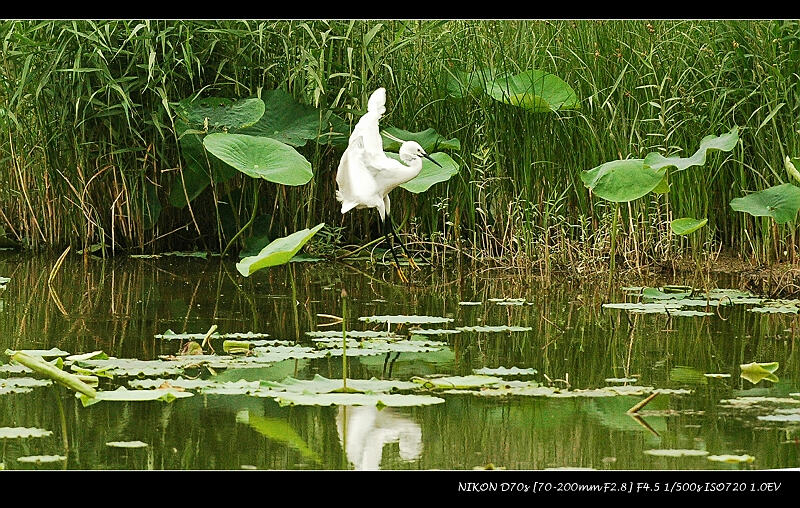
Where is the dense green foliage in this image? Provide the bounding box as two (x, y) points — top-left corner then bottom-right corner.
(2, 20), (800, 269)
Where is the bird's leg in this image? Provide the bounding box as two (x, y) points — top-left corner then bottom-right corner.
(382, 219), (409, 283)
(388, 215), (419, 271)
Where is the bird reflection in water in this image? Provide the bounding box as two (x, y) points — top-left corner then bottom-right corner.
(336, 405), (422, 470)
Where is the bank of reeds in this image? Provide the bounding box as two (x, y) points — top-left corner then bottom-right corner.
(2, 20), (799, 272)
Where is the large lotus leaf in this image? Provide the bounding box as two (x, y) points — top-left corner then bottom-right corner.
(169, 120), (237, 208)
(391, 152), (459, 193)
(203, 133), (312, 186)
(236, 223), (324, 276)
(273, 392), (445, 408)
(581, 159), (666, 203)
(643, 128), (739, 172)
(730, 183), (800, 224)
(486, 69), (580, 112)
(176, 96), (265, 130)
(320, 340), (447, 357)
(381, 127), (461, 153)
(236, 89), (324, 147)
(670, 217), (708, 235)
(446, 68), (504, 98)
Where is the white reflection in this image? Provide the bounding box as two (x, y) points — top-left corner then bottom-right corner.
(336, 406), (422, 470)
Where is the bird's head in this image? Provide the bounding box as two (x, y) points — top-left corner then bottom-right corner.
(399, 141), (442, 167)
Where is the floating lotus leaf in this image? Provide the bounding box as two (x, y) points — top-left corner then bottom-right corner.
(641, 287), (693, 300)
(408, 328), (461, 336)
(458, 301), (482, 306)
(236, 89), (327, 147)
(757, 413), (800, 422)
(0, 377), (52, 389)
(305, 330), (400, 339)
(78, 386), (194, 407)
(392, 152), (459, 194)
(77, 358), (185, 377)
(456, 325), (533, 332)
(486, 69), (580, 112)
(412, 375), (505, 390)
(581, 159), (665, 203)
(707, 454), (755, 463)
(236, 223), (324, 276)
(14, 348), (70, 357)
(670, 217), (708, 236)
(488, 297), (526, 304)
(273, 392), (445, 408)
(605, 377), (639, 383)
(0, 364), (31, 374)
(106, 441), (149, 449)
(719, 396), (800, 408)
(155, 330), (273, 341)
(359, 315), (454, 325)
(65, 351), (108, 362)
(17, 455), (67, 463)
(277, 375), (418, 394)
(644, 449), (709, 457)
(643, 128), (739, 172)
(740, 362), (779, 384)
(0, 427), (52, 439)
(704, 373), (732, 378)
(203, 133), (313, 186)
(319, 340), (447, 357)
(602, 302), (682, 314)
(747, 300), (800, 314)
(176, 96), (265, 130)
(730, 183), (800, 224)
(381, 127), (461, 153)
(127, 377), (231, 391)
(473, 367), (537, 376)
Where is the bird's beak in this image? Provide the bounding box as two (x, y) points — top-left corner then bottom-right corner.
(423, 153), (443, 167)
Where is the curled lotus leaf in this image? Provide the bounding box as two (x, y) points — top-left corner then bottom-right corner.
(643, 127), (739, 172)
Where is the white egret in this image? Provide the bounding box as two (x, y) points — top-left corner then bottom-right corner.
(335, 87), (442, 282)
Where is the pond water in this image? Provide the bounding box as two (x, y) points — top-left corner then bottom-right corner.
(1, 252), (798, 471)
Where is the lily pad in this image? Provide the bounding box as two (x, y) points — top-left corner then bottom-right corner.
(707, 454), (755, 464)
(78, 386), (194, 407)
(0, 427), (52, 439)
(277, 375), (418, 394)
(455, 325), (533, 333)
(730, 183), (800, 224)
(408, 328), (461, 336)
(757, 413), (800, 422)
(76, 358), (186, 377)
(412, 375), (505, 390)
(272, 392), (445, 408)
(106, 441), (149, 449)
(359, 315), (454, 325)
(473, 367), (537, 377)
(644, 449), (709, 458)
(203, 133), (313, 186)
(305, 330), (400, 339)
(17, 455), (67, 464)
(236, 223), (324, 276)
